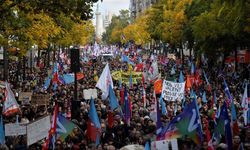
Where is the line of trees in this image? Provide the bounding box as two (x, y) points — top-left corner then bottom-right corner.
(102, 0), (250, 61)
(0, 0), (98, 59)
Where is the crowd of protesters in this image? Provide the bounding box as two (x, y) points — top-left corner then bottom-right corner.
(0, 47), (250, 150)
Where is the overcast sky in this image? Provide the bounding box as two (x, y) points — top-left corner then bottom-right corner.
(92, 0), (130, 17)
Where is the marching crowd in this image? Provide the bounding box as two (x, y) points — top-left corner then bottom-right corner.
(0, 48), (250, 150)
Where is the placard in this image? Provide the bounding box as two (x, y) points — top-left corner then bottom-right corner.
(31, 94), (49, 106)
(19, 92), (32, 105)
(151, 139), (178, 150)
(5, 123), (26, 136)
(27, 115), (51, 146)
(83, 89), (97, 100)
(162, 80), (185, 101)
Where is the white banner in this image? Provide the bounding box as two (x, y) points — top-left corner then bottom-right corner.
(5, 123), (26, 136)
(83, 88), (98, 100)
(151, 139), (178, 150)
(27, 115), (51, 146)
(162, 80), (185, 101)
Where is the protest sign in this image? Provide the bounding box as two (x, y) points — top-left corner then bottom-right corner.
(83, 89), (97, 99)
(27, 115), (51, 146)
(151, 139), (178, 150)
(19, 92), (32, 105)
(31, 94), (49, 106)
(5, 123), (26, 136)
(162, 80), (185, 101)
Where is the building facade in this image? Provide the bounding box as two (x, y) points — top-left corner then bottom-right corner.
(130, 0), (157, 18)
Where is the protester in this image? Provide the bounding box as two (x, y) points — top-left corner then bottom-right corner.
(0, 46), (249, 150)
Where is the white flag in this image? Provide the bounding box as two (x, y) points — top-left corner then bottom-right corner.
(148, 61), (159, 82)
(3, 81), (21, 116)
(96, 63), (113, 100)
(241, 84), (249, 125)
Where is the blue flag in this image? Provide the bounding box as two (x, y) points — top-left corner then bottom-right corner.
(144, 141), (150, 150)
(231, 101), (237, 122)
(160, 95), (167, 115)
(179, 71), (184, 83)
(202, 91), (207, 103)
(43, 76), (51, 90)
(62, 73), (75, 84)
(89, 98), (101, 129)
(191, 62), (195, 74)
(0, 115), (5, 144)
(124, 86), (131, 125)
(224, 80), (233, 103)
(109, 85), (119, 111)
(203, 70), (209, 85)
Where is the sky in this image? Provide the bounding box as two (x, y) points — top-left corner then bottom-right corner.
(92, 0), (130, 18)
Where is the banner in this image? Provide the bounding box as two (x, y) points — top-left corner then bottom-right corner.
(162, 80), (185, 101)
(19, 92), (32, 105)
(151, 139), (178, 150)
(112, 71), (142, 85)
(27, 115), (51, 146)
(83, 89), (98, 100)
(5, 123), (26, 136)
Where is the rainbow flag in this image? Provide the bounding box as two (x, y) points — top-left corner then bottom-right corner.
(157, 99), (203, 145)
(56, 114), (77, 141)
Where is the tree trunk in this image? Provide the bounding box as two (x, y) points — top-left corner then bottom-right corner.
(22, 56), (26, 80)
(3, 46), (8, 81)
(37, 48), (40, 67)
(234, 48), (238, 72)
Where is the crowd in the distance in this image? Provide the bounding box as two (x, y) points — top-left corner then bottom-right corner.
(0, 48), (250, 150)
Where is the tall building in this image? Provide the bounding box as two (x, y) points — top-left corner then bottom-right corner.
(103, 11), (113, 30)
(95, 4), (103, 39)
(130, 0), (157, 18)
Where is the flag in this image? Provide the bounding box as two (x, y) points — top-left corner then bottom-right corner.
(89, 98), (101, 129)
(134, 63), (144, 72)
(62, 73), (75, 84)
(203, 70), (209, 85)
(157, 99), (203, 145)
(52, 63), (59, 84)
(144, 141), (150, 150)
(186, 75), (192, 90)
(148, 61), (159, 82)
(0, 115), (5, 144)
(202, 91), (207, 103)
(96, 63), (113, 100)
(231, 101), (239, 135)
(214, 102), (233, 149)
(124, 86), (131, 125)
(224, 80), (233, 103)
(107, 111), (114, 128)
(56, 114), (77, 141)
(3, 81), (21, 116)
(156, 92), (162, 135)
(205, 118), (214, 150)
(87, 98), (101, 142)
(109, 85), (119, 111)
(43, 103), (59, 150)
(191, 62), (195, 75)
(154, 79), (162, 94)
(179, 71), (184, 83)
(241, 84), (249, 126)
(43, 76), (51, 90)
(160, 95), (167, 115)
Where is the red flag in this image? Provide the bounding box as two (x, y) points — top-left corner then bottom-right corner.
(134, 63), (144, 72)
(76, 73), (84, 80)
(43, 103), (59, 150)
(205, 119), (214, 150)
(87, 120), (98, 141)
(108, 111), (114, 128)
(154, 79), (162, 94)
(186, 75), (192, 90)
